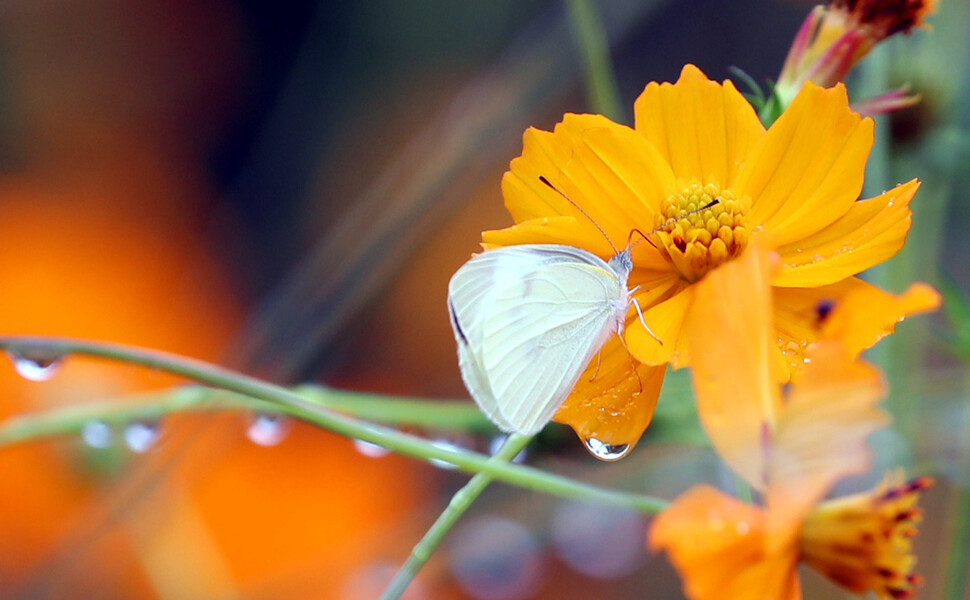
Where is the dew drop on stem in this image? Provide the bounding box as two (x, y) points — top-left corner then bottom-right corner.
(246, 412), (291, 447)
(123, 421), (162, 453)
(6, 349), (66, 382)
(353, 438), (390, 458)
(81, 420), (115, 449)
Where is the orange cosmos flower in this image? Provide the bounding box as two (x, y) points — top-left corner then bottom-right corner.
(649, 245), (936, 600)
(775, 0), (937, 111)
(484, 64), (930, 449)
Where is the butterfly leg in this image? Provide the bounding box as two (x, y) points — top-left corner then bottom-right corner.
(630, 296), (662, 345)
(616, 334), (643, 396)
(588, 350), (603, 382)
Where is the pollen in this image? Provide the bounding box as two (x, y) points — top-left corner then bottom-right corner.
(653, 183), (750, 282)
(800, 472), (932, 600)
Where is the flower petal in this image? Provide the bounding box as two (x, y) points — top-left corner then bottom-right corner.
(765, 342), (888, 552)
(501, 114), (675, 260)
(685, 245), (782, 490)
(625, 281), (694, 367)
(772, 278), (939, 379)
(554, 334), (665, 449)
(634, 64), (765, 188)
(774, 179), (919, 287)
(736, 82), (873, 247)
(819, 281), (941, 358)
(649, 485), (801, 600)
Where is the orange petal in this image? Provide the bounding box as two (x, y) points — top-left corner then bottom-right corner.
(737, 82), (873, 247)
(772, 278), (940, 379)
(765, 342), (888, 552)
(820, 281), (941, 358)
(625, 282), (694, 368)
(650, 485), (801, 600)
(774, 179), (919, 287)
(501, 114), (674, 259)
(554, 335), (665, 451)
(633, 64), (765, 188)
(686, 244), (782, 490)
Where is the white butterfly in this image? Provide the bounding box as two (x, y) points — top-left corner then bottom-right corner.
(448, 176), (718, 437)
(448, 242), (638, 436)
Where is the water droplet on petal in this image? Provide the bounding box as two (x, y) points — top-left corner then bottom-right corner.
(353, 438), (390, 458)
(7, 349), (65, 382)
(123, 421), (161, 453)
(81, 420), (115, 449)
(246, 412), (291, 447)
(736, 521), (751, 535)
(449, 517), (543, 600)
(488, 435), (527, 464)
(583, 437), (632, 461)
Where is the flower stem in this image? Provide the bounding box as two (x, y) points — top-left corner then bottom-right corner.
(380, 434), (531, 600)
(0, 386), (490, 448)
(566, 0), (625, 122)
(0, 336), (668, 514)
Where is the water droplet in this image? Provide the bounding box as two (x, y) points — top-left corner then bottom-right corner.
(552, 500), (645, 579)
(246, 413), (291, 447)
(81, 420), (115, 449)
(123, 421), (161, 453)
(7, 349), (65, 381)
(353, 438), (390, 458)
(583, 437), (632, 461)
(429, 438), (462, 470)
(488, 436), (527, 464)
(449, 517), (543, 600)
(735, 521), (751, 535)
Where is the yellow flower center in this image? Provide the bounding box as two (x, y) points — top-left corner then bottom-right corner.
(653, 183), (750, 282)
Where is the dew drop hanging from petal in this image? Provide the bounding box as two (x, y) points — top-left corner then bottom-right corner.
(583, 437), (632, 461)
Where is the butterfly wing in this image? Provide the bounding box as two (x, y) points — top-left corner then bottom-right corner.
(448, 245), (624, 435)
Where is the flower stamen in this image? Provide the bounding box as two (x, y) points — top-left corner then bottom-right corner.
(800, 473), (932, 599)
(653, 183), (749, 282)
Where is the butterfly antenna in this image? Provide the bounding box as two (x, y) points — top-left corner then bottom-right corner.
(628, 198), (721, 249)
(539, 175), (619, 255)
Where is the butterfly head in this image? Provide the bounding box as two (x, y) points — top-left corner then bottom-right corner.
(607, 247), (634, 282)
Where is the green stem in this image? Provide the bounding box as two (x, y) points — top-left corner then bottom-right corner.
(566, 0), (625, 122)
(0, 388), (259, 446)
(293, 384), (491, 432)
(0, 385), (490, 446)
(0, 336), (668, 514)
(381, 434), (531, 600)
